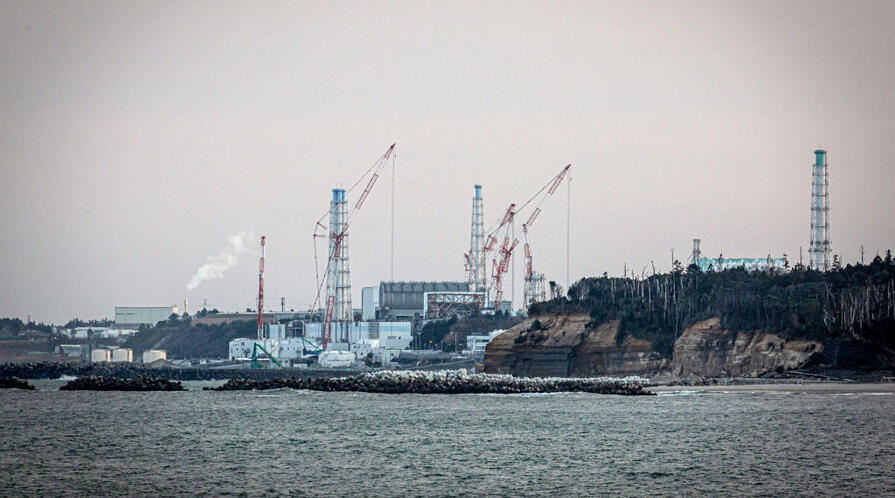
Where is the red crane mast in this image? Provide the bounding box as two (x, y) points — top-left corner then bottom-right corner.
(257, 235), (266, 340)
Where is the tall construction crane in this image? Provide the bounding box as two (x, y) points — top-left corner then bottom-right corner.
(311, 143), (396, 350)
(256, 235), (266, 340)
(482, 164), (570, 308)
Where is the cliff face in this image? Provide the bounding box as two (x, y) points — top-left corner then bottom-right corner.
(670, 317), (822, 378)
(484, 314), (825, 378)
(483, 314), (669, 377)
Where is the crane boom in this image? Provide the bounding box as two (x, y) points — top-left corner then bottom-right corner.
(480, 164), (571, 308)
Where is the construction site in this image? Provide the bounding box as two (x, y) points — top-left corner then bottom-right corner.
(228, 143), (573, 369)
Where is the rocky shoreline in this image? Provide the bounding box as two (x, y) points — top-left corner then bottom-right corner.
(0, 377), (35, 390)
(59, 376), (185, 391)
(206, 370), (655, 395)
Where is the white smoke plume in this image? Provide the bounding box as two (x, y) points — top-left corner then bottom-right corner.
(186, 231), (257, 291)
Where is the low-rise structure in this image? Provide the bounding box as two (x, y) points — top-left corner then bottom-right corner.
(465, 330), (505, 357)
(57, 344), (86, 359)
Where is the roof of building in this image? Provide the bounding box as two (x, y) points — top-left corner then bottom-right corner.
(379, 281), (468, 294)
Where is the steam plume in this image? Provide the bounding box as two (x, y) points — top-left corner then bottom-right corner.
(186, 231), (257, 291)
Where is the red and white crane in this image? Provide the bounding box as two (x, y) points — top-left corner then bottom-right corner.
(256, 235), (266, 340)
(481, 164), (570, 308)
(311, 143), (396, 350)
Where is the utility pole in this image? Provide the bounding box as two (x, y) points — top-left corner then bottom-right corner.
(861, 245), (865, 265)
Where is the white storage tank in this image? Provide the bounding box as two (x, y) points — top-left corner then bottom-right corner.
(91, 349), (111, 362)
(111, 348), (133, 363)
(142, 350), (167, 364)
(318, 350), (355, 368)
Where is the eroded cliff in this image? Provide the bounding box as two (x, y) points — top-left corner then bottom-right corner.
(670, 317), (822, 377)
(483, 314), (669, 377)
(484, 313), (826, 378)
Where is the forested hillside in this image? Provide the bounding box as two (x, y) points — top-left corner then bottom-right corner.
(123, 319), (256, 359)
(528, 253), (895, 357)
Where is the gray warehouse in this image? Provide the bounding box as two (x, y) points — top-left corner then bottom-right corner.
(114, 306), (179, 326)
(378, 281), (469, 320)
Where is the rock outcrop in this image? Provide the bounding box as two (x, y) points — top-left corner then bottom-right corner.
(671, 318), (823, 378)
(59, 376), (185, 391)
(484, 314), (669, 377)
(0, 377), (35, 390)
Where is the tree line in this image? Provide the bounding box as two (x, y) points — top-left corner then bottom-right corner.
(528, 251), (895, 357)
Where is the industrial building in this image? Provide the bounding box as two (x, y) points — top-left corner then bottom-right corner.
(690, 239), (786, 273)
(303, 321), (412, 350)
(465, 329), (505, 357)
(424, 291), (486, 320)
(378, 281), (469, 320)
(361, 286), (379, 320)
(114, 306), (179, 326)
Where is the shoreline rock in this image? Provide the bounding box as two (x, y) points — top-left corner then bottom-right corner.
(0, 377), (35, 390)
(59, 376), (185, 391)
(206, 370), (654, 395)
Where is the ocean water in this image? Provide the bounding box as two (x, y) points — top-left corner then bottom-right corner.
(2, 381), (893, 497)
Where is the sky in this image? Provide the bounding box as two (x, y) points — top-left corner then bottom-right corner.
(1, 0), (894, 324)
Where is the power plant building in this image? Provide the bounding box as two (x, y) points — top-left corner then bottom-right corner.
(361, 286), (379, 320)
(303, 321), (412, 350)
(378, 281), (469, 320)
(691, 239), (786, 273)
(114, 306), (179, 326)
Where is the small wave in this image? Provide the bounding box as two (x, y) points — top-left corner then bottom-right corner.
(57, 375), (77, 381)
(657, 390), (703, 396)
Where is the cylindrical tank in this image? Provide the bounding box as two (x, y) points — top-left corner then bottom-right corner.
(111, 348), (133, 362)
(91, 349), (111, 362)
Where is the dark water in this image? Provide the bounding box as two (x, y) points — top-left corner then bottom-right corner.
(2, 381), (894, 497)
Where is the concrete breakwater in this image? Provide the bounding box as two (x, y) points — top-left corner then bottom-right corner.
(0, 362), (363, 381)
(59, 376), (185, 391)
(208, 370), (655, 395)
(0, 377), (35, 390)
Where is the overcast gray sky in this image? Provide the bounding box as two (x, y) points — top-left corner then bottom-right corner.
(2, 0), (894, 324)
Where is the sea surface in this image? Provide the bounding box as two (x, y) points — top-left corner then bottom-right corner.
(2, 380), (894, 497)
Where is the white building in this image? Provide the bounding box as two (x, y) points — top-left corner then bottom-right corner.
(465, 329), (505, 356)
(142, 350), (167, 363)
(303, 321), (412, 351)
(228, 338), (313, 362)
(115, 306), (178, 326)
(362, 286), (379, 320)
